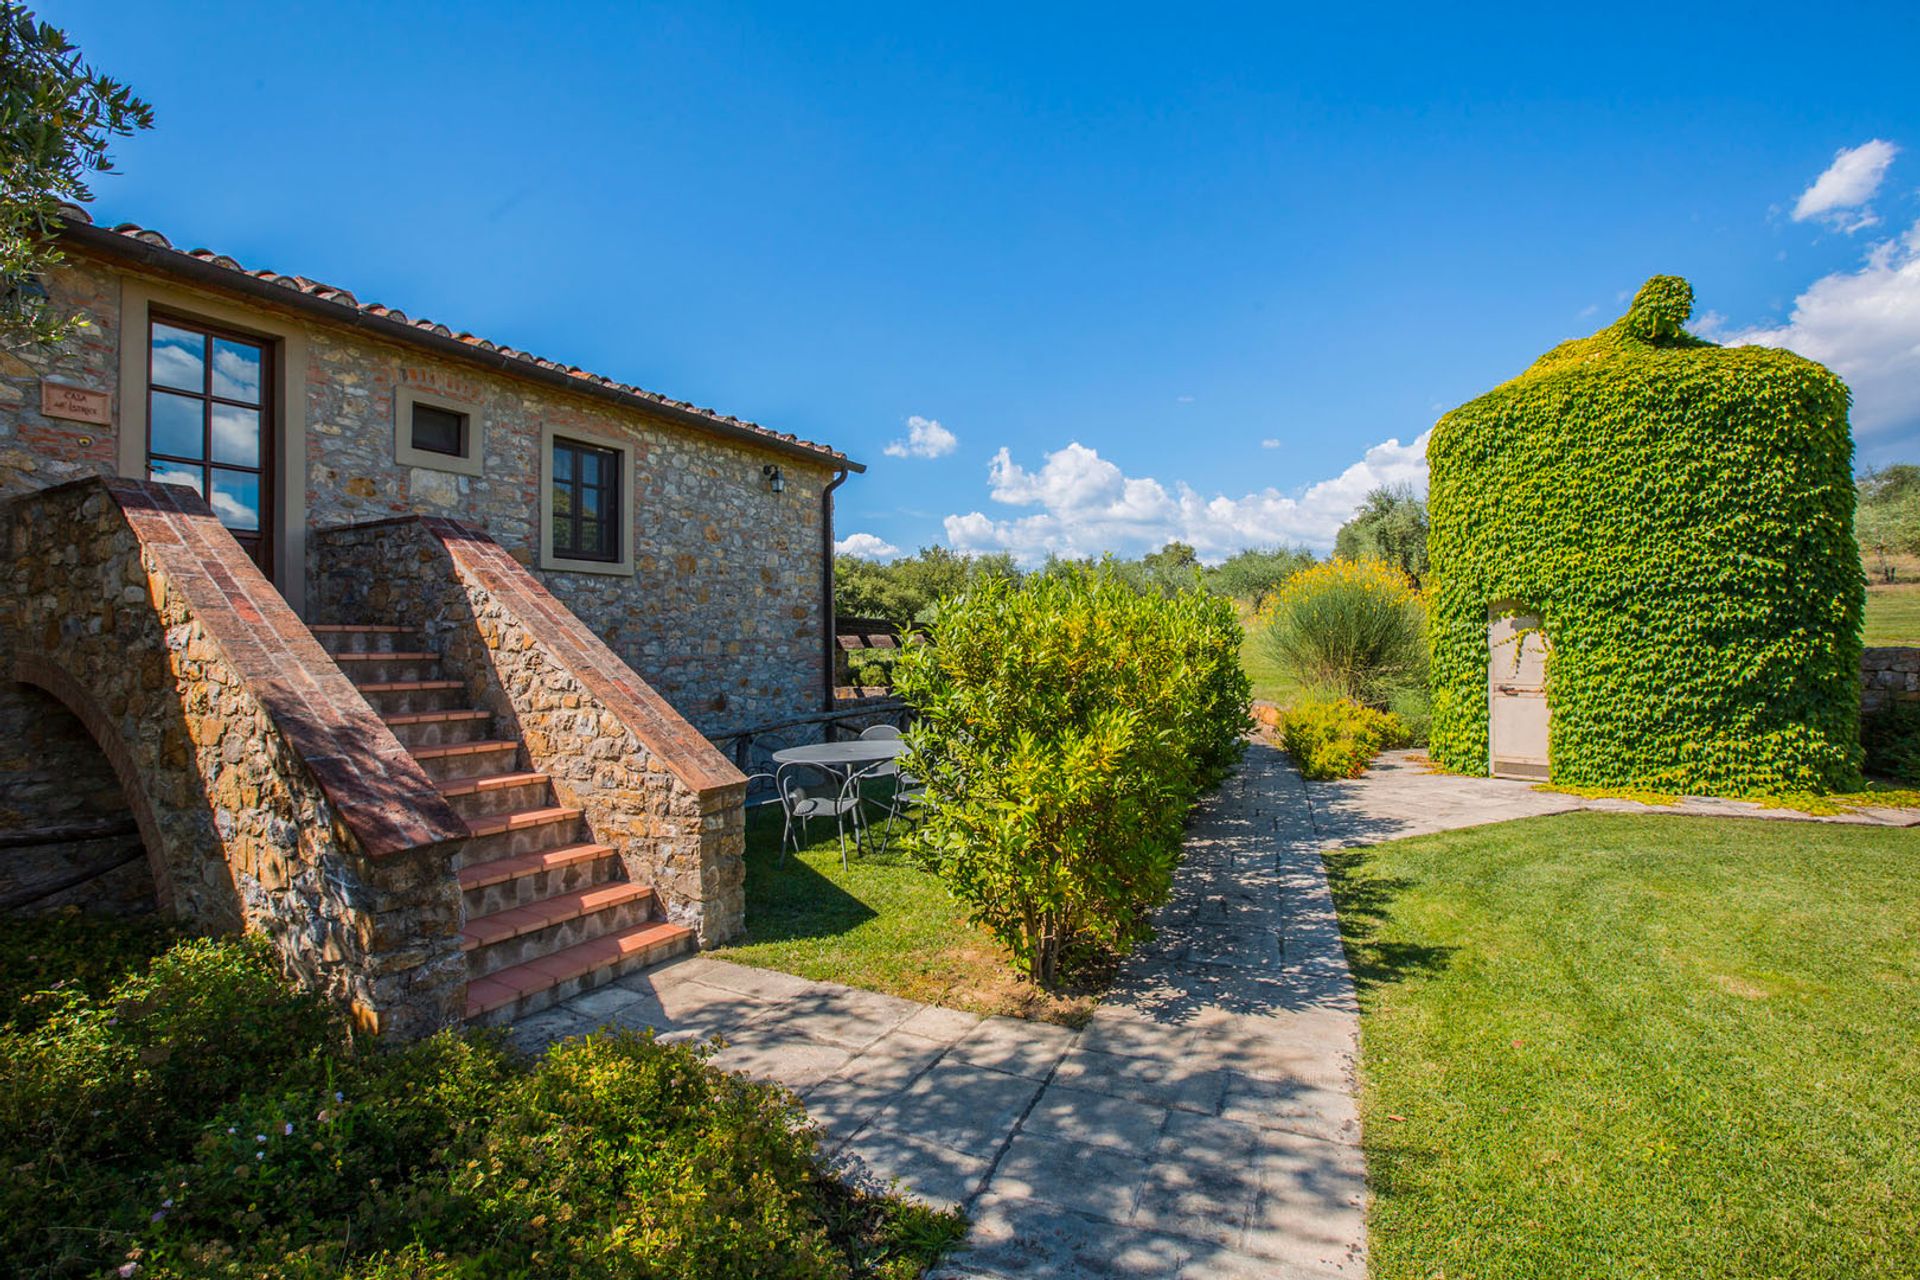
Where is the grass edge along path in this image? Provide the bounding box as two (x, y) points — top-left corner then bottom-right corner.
(1326, 810), (1920, 1280)
(717, 803), (1099, 1026)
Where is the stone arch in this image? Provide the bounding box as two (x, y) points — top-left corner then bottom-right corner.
(11, 655), (184, 915)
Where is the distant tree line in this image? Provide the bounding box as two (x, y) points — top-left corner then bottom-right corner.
(835, 484), (1433, 626)
(1858, 464), (1920, 583)
(841, 461), (1920, 623)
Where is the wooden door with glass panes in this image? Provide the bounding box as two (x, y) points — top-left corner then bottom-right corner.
(146, 316), (273, 575)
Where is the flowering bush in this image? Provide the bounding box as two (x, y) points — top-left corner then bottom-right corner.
(1281, 696), (1413, 780)
(894, 568), (1250, 986)
(0, 919), (962, 1279)
(1258, 558), (1426, 708)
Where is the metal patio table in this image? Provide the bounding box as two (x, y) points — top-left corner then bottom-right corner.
(769, 738), (910, 853)
(768, 737), (907, 775)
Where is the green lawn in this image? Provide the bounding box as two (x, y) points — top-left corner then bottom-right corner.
(1865, 583), (1920, 645)
(717, 802), (1095, 1024)
(1327, 812), (1920, 1279)
(1239, 611), (1299, 706)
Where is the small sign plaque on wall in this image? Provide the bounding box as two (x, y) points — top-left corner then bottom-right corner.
(41, 382), (111, 426)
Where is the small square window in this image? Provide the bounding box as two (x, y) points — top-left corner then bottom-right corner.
(411, 402), (467, 457)
(394, 385), (484, 475)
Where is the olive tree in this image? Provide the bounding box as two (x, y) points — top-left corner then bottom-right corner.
(1, 2), (152, 349)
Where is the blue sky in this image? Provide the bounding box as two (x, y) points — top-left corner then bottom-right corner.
(58, 1), (1920, 563)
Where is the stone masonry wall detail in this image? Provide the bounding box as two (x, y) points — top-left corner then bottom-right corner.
(1861, 646), (1919, 716)
(1, 477), (470, 1038)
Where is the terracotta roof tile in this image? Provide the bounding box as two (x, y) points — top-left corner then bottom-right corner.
(62, 208), (854, 467)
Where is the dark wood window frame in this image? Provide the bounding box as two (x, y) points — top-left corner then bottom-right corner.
(550, 435), (622, 563)
(409, 401), (468, 457)
(145, 310), (274, 574)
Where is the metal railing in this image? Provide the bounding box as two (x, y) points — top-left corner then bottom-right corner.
(708, 699), (909, 783)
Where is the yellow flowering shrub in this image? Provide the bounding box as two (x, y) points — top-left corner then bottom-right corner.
(1257, 558), (1426, 707)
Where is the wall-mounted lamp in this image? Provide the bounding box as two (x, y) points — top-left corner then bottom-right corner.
(763, 464), (785, 494)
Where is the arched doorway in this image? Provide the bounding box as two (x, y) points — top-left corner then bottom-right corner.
(0, 682), (160, 914)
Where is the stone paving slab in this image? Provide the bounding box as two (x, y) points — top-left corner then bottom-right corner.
(525, 742), (1370, 1278)
(1310, 749), (1920, 842)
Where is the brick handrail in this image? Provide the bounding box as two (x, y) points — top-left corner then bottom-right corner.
(116, 484), (469, 856)
(424, 518), (744, 794)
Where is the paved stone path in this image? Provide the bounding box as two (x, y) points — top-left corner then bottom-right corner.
(515, 740), (1369, 1279)
(1311, 750), (1920, 843)
(505, 742), (1916, 1278)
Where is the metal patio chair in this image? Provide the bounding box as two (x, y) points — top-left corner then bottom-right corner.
(775, 760), (871, 869)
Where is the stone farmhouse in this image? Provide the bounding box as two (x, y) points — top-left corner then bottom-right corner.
(0, 207), (863, 1036)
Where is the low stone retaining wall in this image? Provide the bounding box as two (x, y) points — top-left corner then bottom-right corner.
(310, 517), (748, 945)
(1, 478), (469, 1037)
(1862, 646), (1919, 715)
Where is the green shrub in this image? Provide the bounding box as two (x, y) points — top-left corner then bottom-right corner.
(1258, 558), (1426, 708)
(1386, 681), (1432, 746)
(1281, 697), (1412, 780)
(894, 568), (1250, 986)
(1863, 703), (1920, 783)
(0, 934), (340, 1274)
(0, 907), (176, 1032)
(1428, 276), (1864, 794)
(2, 924), (963, 1279)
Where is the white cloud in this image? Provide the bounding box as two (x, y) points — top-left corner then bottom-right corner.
(834, 531), (900, 559)
(942, 433), (1431, 565)
(1260, 438), (1281, 449)
(1705, 218), (1920, 439)
(1792, 139), (1899, 233)
(883, 415), (958, 459)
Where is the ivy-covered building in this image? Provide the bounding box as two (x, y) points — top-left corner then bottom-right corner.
(1426, 275), (1864, 795)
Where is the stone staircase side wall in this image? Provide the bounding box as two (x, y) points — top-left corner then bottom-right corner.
(1861, 646), (1919, 715)
(2, 478), (469, 1039)
(309, 517), (748, 945)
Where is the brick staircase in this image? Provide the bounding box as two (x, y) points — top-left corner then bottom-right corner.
(313, 624), (696, 1024)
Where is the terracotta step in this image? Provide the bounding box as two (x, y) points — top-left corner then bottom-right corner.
(410, 739), (522, 784)
(332, 651), (442, 684)
(460, 804), (585, 858)
(382, 707), (494, 748)
(311, 624), (425, 655)
(455, 840), (614, 921)
(465, 919), (696, 1023)
(436, 770), (553, 821)
(462, 881), (657, 978)
(355, 678), (467, 715)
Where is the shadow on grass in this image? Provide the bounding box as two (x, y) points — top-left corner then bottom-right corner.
(1320, 845), (1455, 993)
(736, 803), (882, 945)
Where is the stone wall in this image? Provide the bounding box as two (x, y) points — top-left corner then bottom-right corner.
(310, 516), (748, 944)
(299, 328), (835, 735)
(0, 250), (840, 739)
(1, 477), (471, 1037)
(1861, 646), (1919, 715)
(0, 259), (121, 502)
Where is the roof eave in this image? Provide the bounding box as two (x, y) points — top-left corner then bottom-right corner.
(57, 219), (864, 475)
